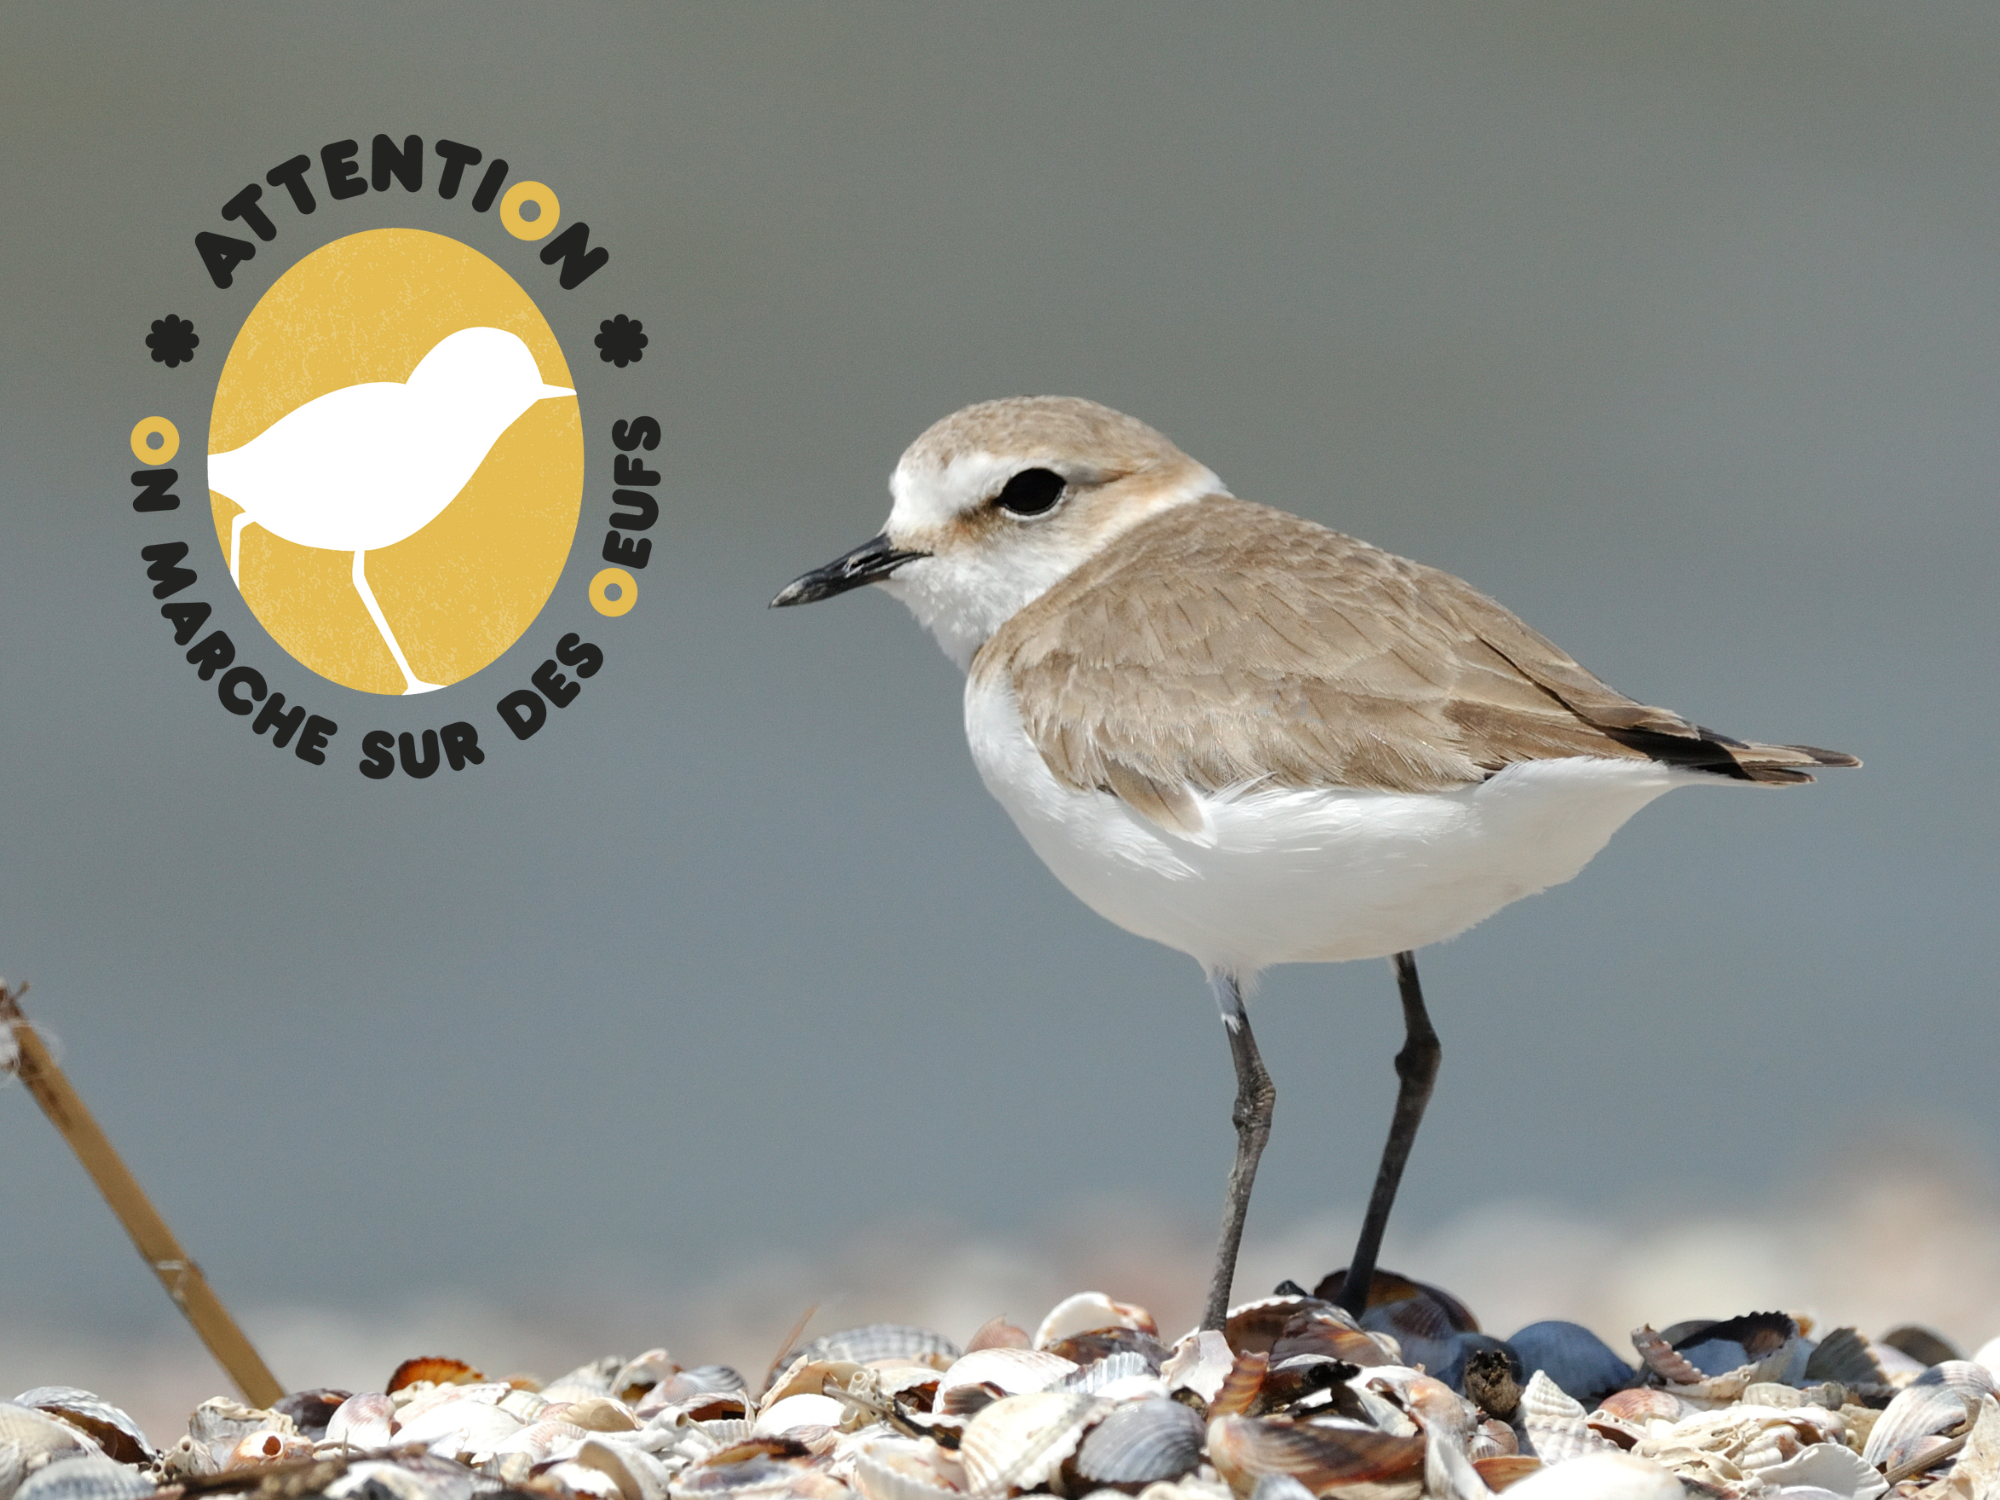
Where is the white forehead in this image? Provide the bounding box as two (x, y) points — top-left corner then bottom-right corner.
(888, 449), (1033, 532)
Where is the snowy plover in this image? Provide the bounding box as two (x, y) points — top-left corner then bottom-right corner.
(209, 327), (574, 695)
(774, 396), (1855, 1330)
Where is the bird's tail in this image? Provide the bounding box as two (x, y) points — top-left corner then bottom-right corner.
(1609, 725), (1860, 784)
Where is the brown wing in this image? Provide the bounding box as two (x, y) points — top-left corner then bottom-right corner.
(973, 495), (1854, 803)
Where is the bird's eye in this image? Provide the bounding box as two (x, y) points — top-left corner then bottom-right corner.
(992, 467), (1067, 517)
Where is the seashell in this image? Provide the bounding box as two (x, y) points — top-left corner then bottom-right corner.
(937, 1348), (1078, 1399)
(1308, 1270), (1477, 1336)
(1253, 1357), (1358, 1419)
(1207, 1354), (1269, 1421)
(1072, 1397), (1206, 1489)
(391, 1398), (524, 1462)
(325, 1392), (394, 1452)
(1515, 1371), (1617, 1465)
(320, 1460), (438, 1500)
(763, 1360), (863, 1409)
(223, 1430), (313, 1468)
(1946, 1394), (2000, 1499)
(1882, 1325), (1963, 1368)
(849, 1437), (958, 1500)
(960, 1392), (1099, 1494)
(12, 1390), (152, 1466)
(1162, 1331), (1235, 1406)
(542, 1356), (626, 1405)
(614, 1351), (680, 1405)
(1913, 1360), (2000, 1404)
(1861, 1379), (1972, 1471)
(12, 1456), (155, 1500)
(1047, 1330), (1172, 1371)
(789, 1326), (960, 1372)
(1489, 1451), (1679, 1498)
(1670, 1312), (1797, 1373)
(1035, 1293), (1159, 1351)
(752, 1396), (844, 1438)
(1591, 1389), (1686, 1427)
(387, 1356), (483, 1395)
(1245, 1477), (1315, 1500)
(1204, 1413), (1424, 1498)
(394, 1382), (514, 1424)
(1266, 1312), (1396, 1371)
(499, 1388), (549, 1423)
(1222, 1295), (1329, 1355)
(965, 1317), (1031, 1354)
(1754, 1441), (1886, 1500)
(1469, 1454), (1540, 1491)
(638, 1369), (749, 1419)
(1628, 1324), (1797, 1408)
(1505, 1323), (1633, 1409)
(566, 1397), (643, 1433)
(574, 1435), (674, 1500)
(173, 1399), (298, 1476)
(490, 1416), (591, 1465)
(1423, 1423), (1492, 1500)
(1804, 1326), (1889, 1389)
(268, 1389), (350, 1445)
(546, 1458), (628, 1500)
(671, 1453), (819, 1499)
(0, 1402), (94, 1470)
(1058, 1352), (1165, 1403)
(1467, 1419), (1516, 1460)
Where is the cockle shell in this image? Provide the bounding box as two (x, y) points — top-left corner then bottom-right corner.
(1034, 1293), (1158, 1351)
(790, 1327), (960, 1373)
(1204, 1414), (1425, 1498)
(1493, 1451), (1679, 1498)
(937, 1349), (1078, 1399)
(1755, 1441), (1887, 1500)
(1861, 1379), (1973, 1471)
(542, 1356), (625, 1405)
(752, 1396), (844, 1439)
(1162, 1332), (1235, 1406)
(1058, 1352), (1165, 1403)
(324, 1392), (394, 1452)
(1591, 1389), (1686, 1427)
(1505, 1323), (1634, 1408)
(395, 1382), (514, 1425)
(1072, 1397), (1206, 1488)
(960, 1392), (1099, 1494)
(573, 1436), (673, 1500)
(1468, 1419), (1517, 1460)
(0, 1402), (95, 1472)
(613, 1351), (677, 1406)
(763, 1361), (863, 1409)
(11, 1391), (151, 1467)
(12, 1455), (155, 1500)
(388, 1358), (483, 1395)
(392, 1398), (525, 1462)
(850, 1438), (958, 1500)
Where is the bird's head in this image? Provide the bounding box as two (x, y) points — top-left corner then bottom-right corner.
(409, 327), (575, 421)
(772, 396), (1224, 668)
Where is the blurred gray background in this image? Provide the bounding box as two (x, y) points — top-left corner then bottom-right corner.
(3, 3), (1997, 1420)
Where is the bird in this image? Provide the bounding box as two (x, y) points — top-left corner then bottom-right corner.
(773, 396), (1856, 1331)
(207, 326), (575, 695)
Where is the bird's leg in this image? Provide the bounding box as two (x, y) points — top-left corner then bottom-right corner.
(350, 550), (443, 695)
(1336, 950), (1441, 1318)
(1203, 970), (1275, 1332)
(229, 512), (254, 586)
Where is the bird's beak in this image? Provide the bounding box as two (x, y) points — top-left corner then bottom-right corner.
(540, 384), (576, 400)
(771, 532), (930, 607)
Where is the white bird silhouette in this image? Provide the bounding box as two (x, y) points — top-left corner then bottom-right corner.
(208, 327), (575, 695)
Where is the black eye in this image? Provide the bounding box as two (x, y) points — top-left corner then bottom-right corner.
(992, 467), (1066, 517)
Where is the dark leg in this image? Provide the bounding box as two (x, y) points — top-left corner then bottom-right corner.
(1336, 951), (1442, 1319)
(1202, 971), (1276, 1332)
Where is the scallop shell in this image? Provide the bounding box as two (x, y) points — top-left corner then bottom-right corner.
(1059, 1352), (1165, 1403)
(763, 1360), (863, 1409)
(937, 1348), (1078, 1399)
(574, 1436), (674, 1500)
(849, 1438), (958, 1500)
(1034, 1294), (1158, 1351)
(1590, 1389), (1685, 1427)
(1487, 1452), (1679, 1498)
(1470, 1454), (1540, 1491)
(1072, 1397), (1205, 1488)
(318, 1459), (440, 1500)
(1860, 1379), (1972, 1470)
(960, 1392), (1100, 1494)
(566, 1397), (643, 1433)
(1803, 1326), (1888, 1389)
(1267, 1313), (1396, 1371)
(1204, 1414), (1424, 1498)
(1504, 1323), (1633, 1409)
(12, 1456), (156, 1500)
(0, 1403), (95, 1467)
(394, 1382), (514, 1424)
(270, 1390), (350, 1445)
(324, 1392), (394, 1452)
(1206, 1354), (1269, 1421)
(12, 1390), (152, 1466)
(542, 1356), (626, 1405)
(1467, 1419), (1516, 1460)
(1515, 1372), (1616, 1466)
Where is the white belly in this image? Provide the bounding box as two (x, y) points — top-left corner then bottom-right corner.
(964, 677), (1709, 976)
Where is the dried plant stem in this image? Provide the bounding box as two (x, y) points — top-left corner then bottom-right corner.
(1, 978), (283, 1406)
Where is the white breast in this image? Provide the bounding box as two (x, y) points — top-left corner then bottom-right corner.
(963, 676), (1708, 976)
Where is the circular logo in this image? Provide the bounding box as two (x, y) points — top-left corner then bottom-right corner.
(206, 227), (584, 696)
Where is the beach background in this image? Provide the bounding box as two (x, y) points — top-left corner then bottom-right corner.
(2, 4), (1997, 1439)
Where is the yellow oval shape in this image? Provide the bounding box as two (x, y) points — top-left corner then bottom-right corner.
(208, 227), (584, 696)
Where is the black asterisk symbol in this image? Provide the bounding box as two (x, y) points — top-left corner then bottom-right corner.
(595, 314), (648, 368)
(146, 315), (200, 369)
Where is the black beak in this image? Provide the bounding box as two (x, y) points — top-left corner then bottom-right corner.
(770, 532), (929, 607)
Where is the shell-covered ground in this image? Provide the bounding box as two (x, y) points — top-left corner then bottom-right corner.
(5, 1273), (2000, 1500)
